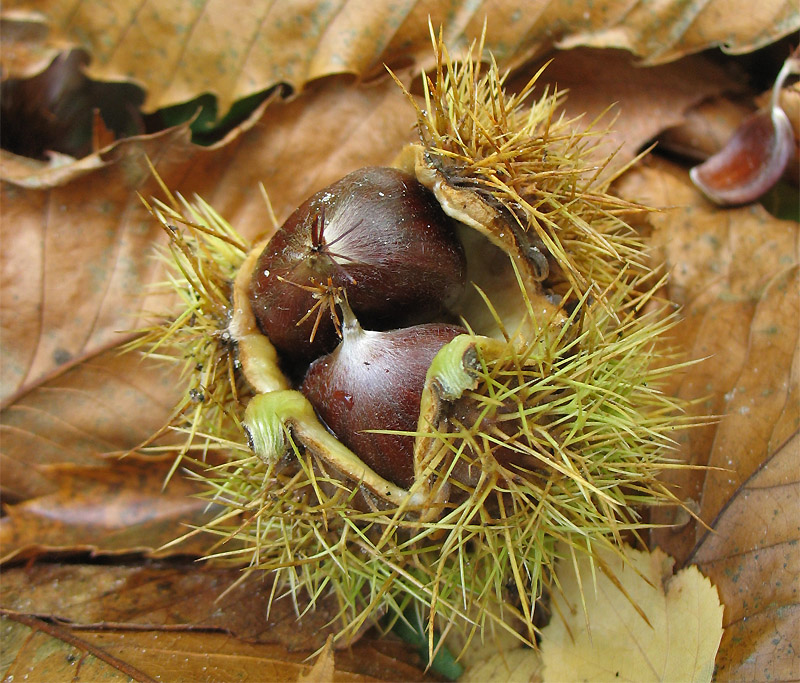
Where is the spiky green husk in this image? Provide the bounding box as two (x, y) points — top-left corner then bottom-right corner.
(164, 260), (692, 651)
(398, 30), (652, 304)
(129, 35), (698, 659)
(129, 189), (250, 477)
(407, 274), (691, 643)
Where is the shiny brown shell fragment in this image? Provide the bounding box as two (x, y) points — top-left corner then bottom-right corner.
(691, 51), (799, 206)
(690, 105), (794, 205)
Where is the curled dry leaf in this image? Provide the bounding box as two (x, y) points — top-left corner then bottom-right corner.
(540, 545), (724, 682)
(0, 48), (145, 160)
(0, 124), (196, 404)
(0, 11), (68, 78)
(3, 0), (797, 117)
(553, 0), (800, 65)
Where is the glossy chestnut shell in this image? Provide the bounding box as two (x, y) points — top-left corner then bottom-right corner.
(301, 314), (466, 489)
(248, 167), (466, 365)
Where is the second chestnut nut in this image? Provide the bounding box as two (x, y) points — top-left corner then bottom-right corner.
(301, 302), (466, 489)
(248, 166), (467, 365)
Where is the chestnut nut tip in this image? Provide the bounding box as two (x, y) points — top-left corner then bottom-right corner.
(248, 166), (467, 365)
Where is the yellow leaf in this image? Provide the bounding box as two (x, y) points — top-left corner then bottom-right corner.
(455, 627), (542, 683)
(541, 546), (723, 683)
(461, 647), (542, 683)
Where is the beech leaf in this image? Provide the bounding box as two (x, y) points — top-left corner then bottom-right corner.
(540, 546), (724, 682)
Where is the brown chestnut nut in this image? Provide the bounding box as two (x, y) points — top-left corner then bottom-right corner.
(301, 304), (466, 489)
(249, 167), (466, 365)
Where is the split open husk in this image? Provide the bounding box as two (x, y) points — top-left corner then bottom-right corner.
(134, 32), (698, 655)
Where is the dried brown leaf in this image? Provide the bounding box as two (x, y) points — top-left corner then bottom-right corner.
(617, 159), (799, 552)
(1, 349), (182, 502)
(3, 1), (796, 117)
(616, 157), (799, 677)
(0, 125), (195, 405)
(0, 613), (151, 682)
(691, 431), (799, 681)
(0, 613), (420, 682)
(70, 630), (422, 682)
(556, 0), (800, 65)
(0, 563), (374, 650)
(0, 461), (216, 562)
